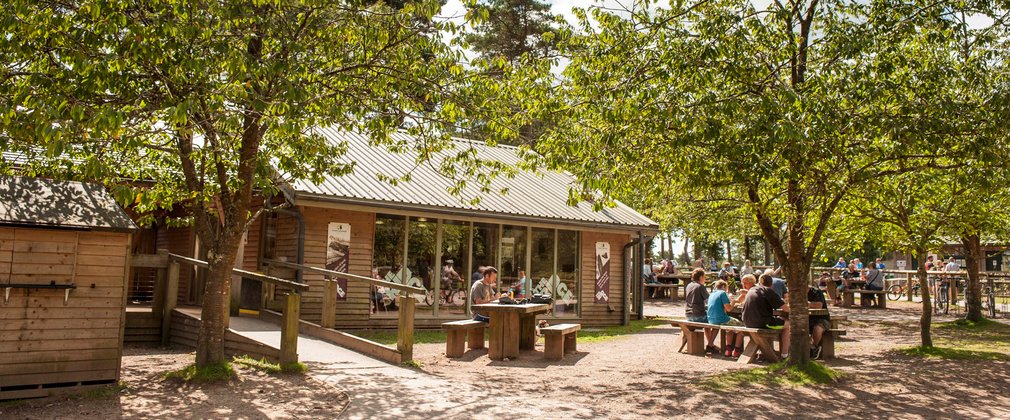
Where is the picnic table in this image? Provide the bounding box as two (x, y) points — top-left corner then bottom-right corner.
(472, 303), (550, 360)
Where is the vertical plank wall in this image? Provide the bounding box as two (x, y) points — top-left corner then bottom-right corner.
(298, 207), (374, 327)
(0, 227), (129, 394)
(579, 231), (631, 327)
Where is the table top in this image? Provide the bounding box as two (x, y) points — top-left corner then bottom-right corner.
(776, 308), (829, 317)
(472, 303), (551, 314)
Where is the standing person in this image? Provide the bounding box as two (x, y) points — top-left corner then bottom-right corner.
(684, 268), (714, 352)
(943, 257), (960, 301)
(470, 266), (500, 322)
(740, 260), (754, 277)
(710, 258), (718, 272)
(862, 263), (885, 307)
(742, 273), (790, 359)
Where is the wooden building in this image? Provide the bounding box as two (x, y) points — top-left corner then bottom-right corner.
(233, 129), (659, 329)
(0, 176), (137, 400)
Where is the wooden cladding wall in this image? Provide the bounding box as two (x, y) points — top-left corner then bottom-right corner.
(0, 227), (130, 399)
(296, 207), (374, 326)
(156, 226), (195, 304)
(578, 231), (630, 327)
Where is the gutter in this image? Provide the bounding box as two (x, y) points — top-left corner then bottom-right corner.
(622, 234), (643, 326)
(295, 193), (660, 234)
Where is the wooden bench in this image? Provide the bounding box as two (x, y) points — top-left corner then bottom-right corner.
(669, 320), (715, 355)
(541, 323), (581, 360)
(820, 328), (846, 360)
(645, 283), (680, 300)
(829, 315), (848, 330)
(442, 319), (486, 358)
(721, 326), (782, 364)
(842, 289), (887, 308)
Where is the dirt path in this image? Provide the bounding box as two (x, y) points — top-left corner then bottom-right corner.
(413, 301), (1010, 418)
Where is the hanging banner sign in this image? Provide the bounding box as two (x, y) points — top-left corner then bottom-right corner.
(595, 242), (611, 303)
(326, 222), (351, 301)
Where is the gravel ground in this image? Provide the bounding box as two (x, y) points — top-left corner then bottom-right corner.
(0, 345), (349, 419)
(5, 300), (1008, 419)
(413, 299), (1010, 419)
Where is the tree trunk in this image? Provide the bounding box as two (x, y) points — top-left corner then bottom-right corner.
(668, 235), (674, 260)
(784, 258), (811, 365)
(915, 246), (933, 347)
(743, 236), (752, 263)
(195, 230), (242, 366)
(763, 237), (771, 266)
(726, 240), (733, 263)
(660, 233), (666, 261)
(906, 251), (914, 302)
(961, 234), (983, 321)
(683, 237), (689, 265)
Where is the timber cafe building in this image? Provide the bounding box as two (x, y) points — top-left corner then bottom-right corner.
(144, 128), (659, 330)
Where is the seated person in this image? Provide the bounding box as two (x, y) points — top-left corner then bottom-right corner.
(685, 268), (709, 323)
(862, 264), (885, 306)
(742, 273), (790, 358)
(470, 266), (501, 322)
(643, 258), (658, 284)
(708, 280), (743, 357)
(808, 282), (831, 359)
(718, 261), (738, 282)
(728, 274), (757, 357)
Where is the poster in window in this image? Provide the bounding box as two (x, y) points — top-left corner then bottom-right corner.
(326, 222), (351, 301)
(595, 242), (610, 303)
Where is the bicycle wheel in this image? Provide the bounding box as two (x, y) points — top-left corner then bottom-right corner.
(937, 287), (949, 315)
(887, 285), (903, 301)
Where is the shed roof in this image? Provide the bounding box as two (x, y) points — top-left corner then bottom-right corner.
(288, 128), (658, 232)
(0, 176), (137, 233)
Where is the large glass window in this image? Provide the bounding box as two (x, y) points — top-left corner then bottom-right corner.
(372, 214), (405, 315)
(530, 227), (555, 297)
(500, 225), (528, 297)
(471, 222), (499, 284)
(407, 217), (436, 314)
(556, 230), (579, 316)
(440, 220), (470, 315)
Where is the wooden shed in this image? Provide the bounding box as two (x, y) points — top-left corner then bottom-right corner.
(0, 176), (137, 400)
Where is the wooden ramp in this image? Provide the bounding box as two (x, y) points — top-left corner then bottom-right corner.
(170, 307), (401, 366)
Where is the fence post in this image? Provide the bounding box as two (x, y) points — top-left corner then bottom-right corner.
(161, 260), (180, 347)
(280, 293), (300, 365)
(322, 280), (337, 329)
(397, 295), (415, 362)
(906, 272), (913, 302)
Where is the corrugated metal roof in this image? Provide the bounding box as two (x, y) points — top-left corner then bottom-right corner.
(0, 176), (137, 232)
(289, 128), (658, 231)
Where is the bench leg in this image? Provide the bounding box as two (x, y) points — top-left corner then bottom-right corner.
(737, 338), (760, 364)
(878, 295), (886, 309)
(821, 333), (835, 360)
(544, 334), (564, 360)
(446, 330), (466, 358)
(564, 332), (577, 354)
(842, 292), (854, 308)
(683, 326), (705, 355)
(519, 316), (536, 350)
(467, 327), (485, 350)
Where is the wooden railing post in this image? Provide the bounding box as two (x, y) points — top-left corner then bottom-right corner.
(397, 295), (415, 362)
(161, 260), (180, 347)
(280, 293), (300, 365)
(322, 280), (337, 329)
(907, 272), (914, 302)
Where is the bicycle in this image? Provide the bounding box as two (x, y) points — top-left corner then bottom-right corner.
(934, 280), (950, 315)
(887, 282), (919, 301)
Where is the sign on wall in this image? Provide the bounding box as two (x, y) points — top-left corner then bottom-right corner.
(595, 242), (611, 303)
(326, 222), (351, 301)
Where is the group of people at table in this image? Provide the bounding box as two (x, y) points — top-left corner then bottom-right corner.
(681, 267), (832, 360)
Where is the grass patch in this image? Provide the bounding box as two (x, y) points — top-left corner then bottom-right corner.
(933, 318), (1010, 352)
(78, 382), (127, 399)
(348, 329), (447, 346)
(232, 355), (307, 374)
(900, 345), (1010, 361)
(401, 360), (423, 369)
(163, 362), (236, 383)
(703, 361), (841, 391)
(578, 318), (669, 343)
